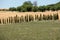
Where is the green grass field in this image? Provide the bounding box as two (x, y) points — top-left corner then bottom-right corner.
(0, 20), (60, 40)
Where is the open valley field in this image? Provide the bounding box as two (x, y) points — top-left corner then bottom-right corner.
(0, 0), (60, 40)
(0, 21), (60, 40)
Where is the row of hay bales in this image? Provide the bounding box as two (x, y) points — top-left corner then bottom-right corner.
(0, 12), (59, 24)
(0, 10), (60, 24)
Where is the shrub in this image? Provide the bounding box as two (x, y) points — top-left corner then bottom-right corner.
(9, 7), (17, 11)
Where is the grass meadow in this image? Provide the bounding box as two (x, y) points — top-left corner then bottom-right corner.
(0, 20), (60, 40)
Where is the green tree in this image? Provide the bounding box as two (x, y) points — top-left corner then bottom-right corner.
(9, 1), (60, 12)
(9, 7), (16, 11)
(38, 6), (46, 12)
(45, 6), (51, 11)
(32, 6), (38, 12)
(50, 6), (56, 11)
(17, 6), (22, 12)
(21, 1), (33, 12)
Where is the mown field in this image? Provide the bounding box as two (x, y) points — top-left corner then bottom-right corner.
(0, 20), (60, 40)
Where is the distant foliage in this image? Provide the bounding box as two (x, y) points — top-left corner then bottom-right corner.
(9, 7), (16, 11)
(38, 6), (46, 12)
(9, 1), (60, 12)
(32, 6), (38, 12)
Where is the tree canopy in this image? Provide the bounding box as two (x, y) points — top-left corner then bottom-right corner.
(9, 1), (60, 12)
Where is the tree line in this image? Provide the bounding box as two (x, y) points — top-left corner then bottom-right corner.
(9, 1), (60, 12)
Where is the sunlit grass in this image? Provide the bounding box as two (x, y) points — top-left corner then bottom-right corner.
(0, 20), (60, 40)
